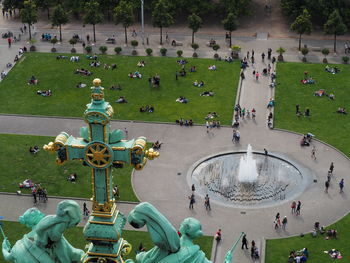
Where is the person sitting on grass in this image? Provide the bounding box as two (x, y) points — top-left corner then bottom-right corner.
(116, 96), (127, 103)
(37, 90), (52, 97)
(67, 173), (77, 182)
(180, 69), (186, 77)
(193, 80), (198, 86)
(137, 61), (146, 67)
(301, 77), (315, 84)
(110, 84), (122, 90)
(111, 64), (117, 70)
(200, 91), (214, 96)
(198, 80), (205, 88)
(89, 61), (100, 67)
(190, 66), (196, 72)
(75, 68), (92, 76)
(56, 55), (68, 60)
(314, 89), (325, 97)
(336, 107), (347, 114)
(76, 82), (86, 88)
(70, 56), (79, 62)
(325, 65), (340, 74)
(208, 65), (217, 71)
(29, 146), (39, 154)
(329, 93), (335, 100)
(176, 96), (188, 103)
(267, 98), (275, 108)
(300, 135), (310, 147)
(28, 75), (38, 85)
(224, 56), (233, 62)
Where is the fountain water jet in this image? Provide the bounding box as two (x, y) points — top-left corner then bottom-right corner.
(237, 144), (259, 183)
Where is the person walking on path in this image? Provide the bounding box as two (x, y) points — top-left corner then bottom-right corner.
(215, 229), (222, 243)
(296, 201), (301, 215)
(206, 121), (209, 133)
(241, 234), (248, 249)
(291, 201), (296, 214)
(329, 162), (334, 174)
(7, 37), (12, 47)
(282, 216), (288, 230)
(189, 193), (195, 209)
(191, 184), (195, 192)
(311, 146), (316, 160)
(325, 180), (330, 193)
(339, 179), (344, 193)
(252, 108), (256, 119)
(255, 71), (260, 81)
(261, 52), (265, 61)
(32, 189), (37, 204)
(240, 70), (245, 80)
(275, 212), (281, 227)
(204, 194), (211, 211)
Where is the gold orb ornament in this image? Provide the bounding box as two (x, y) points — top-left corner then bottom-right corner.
(93, 78), (101, 86)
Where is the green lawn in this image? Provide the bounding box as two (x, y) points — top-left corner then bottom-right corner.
(0, 134), (138, 201)
(266, 213), (350, 262)
(275, 62), (350, 156)
(0, 220), (213, 262)
(0, 53), (239, 125)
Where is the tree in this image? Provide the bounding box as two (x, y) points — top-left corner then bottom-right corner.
(114, 0), (134, 44)
(324, 10), (347, 52)
(290, 9), (312, 51)
(83, 1), (103, 43)
(51, 4), (69, 42)
(21, 0), (38, 40)
(34, 0), (52, 19)
(152, 0), (174, 45)
(187, 13), (202, 44)
(222, 12), (238, 47)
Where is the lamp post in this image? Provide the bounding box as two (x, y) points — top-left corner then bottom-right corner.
(141, 0), (145, 45)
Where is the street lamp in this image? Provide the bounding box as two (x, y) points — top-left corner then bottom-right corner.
(141, 0), (145, 45)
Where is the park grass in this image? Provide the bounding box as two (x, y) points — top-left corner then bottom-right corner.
(0, 133), (138, 202)
(275, 62), (350, 156)
(266, 213), (350, 262)
(0, 220), (213, 262)
(0, 53), (240, 125)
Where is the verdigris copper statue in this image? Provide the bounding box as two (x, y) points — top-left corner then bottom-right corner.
(2, 200), (84, 263)
(127, 202), (212, 263)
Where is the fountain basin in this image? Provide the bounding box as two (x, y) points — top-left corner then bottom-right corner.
(189, 151), (313, 208)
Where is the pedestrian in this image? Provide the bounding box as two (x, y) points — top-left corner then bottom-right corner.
(252, 49), (255, 57)
(261, 52), (265, 61)
(188, 193), (195, 209)
(329, 162), (334, 174)
(240, 71), (245, 80)
(246, 51), (250, 59)
(296, 201), (301, 215)
(325, 180), (330, 193)
(282, 216), (288, 230)
(291, 201), (296, 214)
(215, 229), (222, 242)
(241, 234), (248, 249)
(252, 70), (256, 76)
(255, 72), (259, 81)
(251, 56), (255, 64)
(191, 184), (195, 192)
(86, 34), (90, 42)
(20, 27), (23, 34)
(267, 48), (272, 60)
(205, 194), (211, 211)
(275, 212), (281, 227)
(32, 189), (37, 204)
(296, 104), (300, 114)
(166, 32), (169, 42)
(242, 108), (246, 118)
(175, 71), (178, 80)
(272, 56), (276, 64)
(339, 179), (344, 193)
(83, 202), (87, 214)
(311, 146), (316, 160)
(7, 37), (12, 47)
(124, 127), (128, 138)
(264, 148), (268, 155)
(206, 121), (209, 133)
(2, 9), (4, 17)
(252, 108), (256, 119)
(345, 43), (349, 54)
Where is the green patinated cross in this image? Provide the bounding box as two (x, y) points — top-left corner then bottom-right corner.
(44, 78), (158, 263)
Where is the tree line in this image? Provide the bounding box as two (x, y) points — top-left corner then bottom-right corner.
(5, 0), (250, 45)
(283, 0), (350, 52)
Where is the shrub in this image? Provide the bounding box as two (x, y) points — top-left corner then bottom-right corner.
(276, 47), (286, 55)
(71, 48), (76, 53)
(231, 45), (241, 52)
(160, 48), (167, 56)
(131, 40), (138, 49)
(191, 43), (199, 51)
(69, 38), (77, 47)
(322, 48), (330, 57)
(301, 47), (309, 56)
(99, 45), (108, 54)
(50, 38), (58, 47)
(212, 44), (220, 52)
(342, 56), (349, 64)
(145, 48), (153, 56)
(177, 50), (183, 57)
(114, 46), (122, 54)
(85, 45), (92, 54)
(51, 47), (57, 53)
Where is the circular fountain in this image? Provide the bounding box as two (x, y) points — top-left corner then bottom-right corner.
(190, 145), (312, 208)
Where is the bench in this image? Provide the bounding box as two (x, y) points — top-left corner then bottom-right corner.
(171, 40), (183, 46)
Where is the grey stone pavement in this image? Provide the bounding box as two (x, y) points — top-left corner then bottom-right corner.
(1, 4), (350, 263)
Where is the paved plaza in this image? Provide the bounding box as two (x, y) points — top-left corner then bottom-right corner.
(1, 2), (350, 262)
